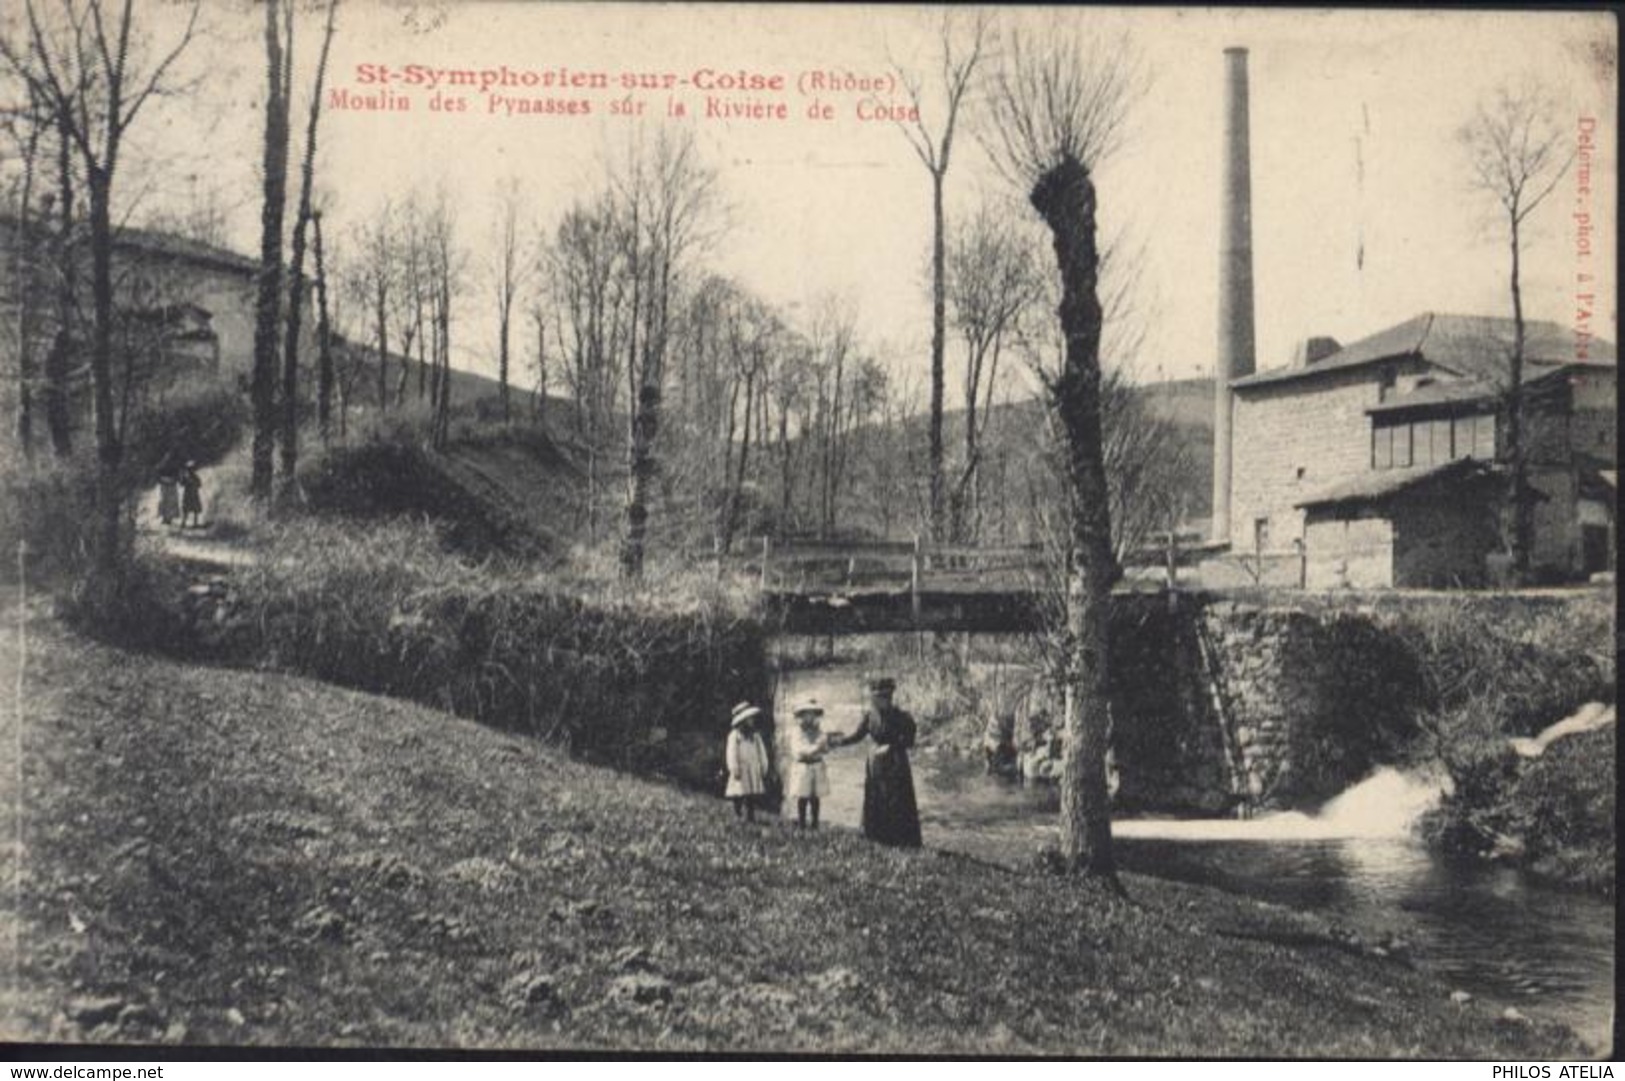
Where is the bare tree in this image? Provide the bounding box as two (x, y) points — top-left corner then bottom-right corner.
(543, 192), (631, 541)
(716, 287), (779, 554)
(488, 176), (527, 424)
(1458, 79), (1573, 582)
(528, 304), (546, 423)
(893, 9), (989, 542)
(351, 200), (394, 412)
(250, 0), (292, 498)
(312, 205), (333, 443)
(946, 198), (1041, 541)
(3, 88), (46, 460)
(985, 23), (1144, 880)
(423, 187), (460, 450)
(806, 295), (856, 540)
(41, 99), (76, 454)
(278, 0), (338, 486)
(2, 0), (200, 587)
(767, 328), (811, 530)
(613, 128), (719, 579)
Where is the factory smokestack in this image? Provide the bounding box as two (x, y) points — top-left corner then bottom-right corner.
(1212, 46), (1256, 545)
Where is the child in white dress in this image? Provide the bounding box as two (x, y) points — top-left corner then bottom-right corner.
(787, 698), (832, 829)
(725, 701), (769, 823)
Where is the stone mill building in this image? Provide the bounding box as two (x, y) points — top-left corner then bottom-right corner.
(1205, 51), (1616, 590)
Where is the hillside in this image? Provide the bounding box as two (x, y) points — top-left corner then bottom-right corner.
(297, 414), (586, 560)
(1, 605), (1585, 1055)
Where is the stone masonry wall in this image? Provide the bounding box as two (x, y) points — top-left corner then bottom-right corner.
(1229, 360), (1427, 551)
(1196, 602), (1427, 809)
(1107, 596), (1426, 814)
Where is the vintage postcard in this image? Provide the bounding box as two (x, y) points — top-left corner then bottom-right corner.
(0, 0), (1615, 1059)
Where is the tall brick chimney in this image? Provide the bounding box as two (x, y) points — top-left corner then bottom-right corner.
(1212, 46), (1257, 545)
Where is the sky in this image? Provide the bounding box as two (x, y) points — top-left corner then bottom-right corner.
(91, 2), (1619, 397)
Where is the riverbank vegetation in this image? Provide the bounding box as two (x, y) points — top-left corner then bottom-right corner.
(808, 591), (1616, 895)
(1398, 592), (1615, 894)
(63, 515), (768, 791)
(3, 608), (1588, 1055)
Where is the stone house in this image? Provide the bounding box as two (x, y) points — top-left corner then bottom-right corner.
(1225, 312), (1615, 588)
(0, 215), (317, 423)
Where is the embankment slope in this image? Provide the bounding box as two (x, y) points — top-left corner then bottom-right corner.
(1, 611), (1587, 1055)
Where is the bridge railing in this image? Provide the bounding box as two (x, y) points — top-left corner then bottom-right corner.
(735, 536), (1049, 594)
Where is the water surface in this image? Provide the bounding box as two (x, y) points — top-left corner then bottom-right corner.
(776, 664), (1616, 1053)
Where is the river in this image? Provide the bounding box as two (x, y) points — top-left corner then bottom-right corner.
(776, 664), (1616, 1054)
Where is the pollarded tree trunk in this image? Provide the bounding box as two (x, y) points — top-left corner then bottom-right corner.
(1505, 215), (1532, 581)
(1030, 154), (1117, 881)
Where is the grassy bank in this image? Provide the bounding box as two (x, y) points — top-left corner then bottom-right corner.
(1, 608), (1590, 1055)
(75, 520), (769, 791)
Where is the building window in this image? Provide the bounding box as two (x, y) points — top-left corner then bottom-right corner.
(1373, 424), (1393, 469)
(1253, 517), (1270, 553)
(1371, 421), (1415, 469)
(1427, 418), (1453, 465)
(1405, 418), (1451, 467)
(1393, 422), (1413, 468)
(1452, 414), (1475, 460)
(1473, 412), (1496, 459)
(1378, 365), (1397, 402)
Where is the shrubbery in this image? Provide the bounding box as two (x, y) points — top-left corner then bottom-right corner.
(1395, 594), (1615, 892)
(115, 519), (770, 788)
(3, 377), (246, 588)
(299, 436), (555, 560)
(1, 457), (107, 585)
(122, 377), (248, 478)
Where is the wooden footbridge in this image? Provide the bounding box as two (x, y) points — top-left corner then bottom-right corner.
(740, 538), (1053, 635)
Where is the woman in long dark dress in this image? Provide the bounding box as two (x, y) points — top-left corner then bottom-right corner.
(832, 677), (922, 848)
(180, 462), (203, 529)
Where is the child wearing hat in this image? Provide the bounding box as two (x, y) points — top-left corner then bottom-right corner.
(787, 698), (832, 829)
(724, 701), (770, 823)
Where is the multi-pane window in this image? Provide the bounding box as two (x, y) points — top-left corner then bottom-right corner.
(1471, 412), (1496, 458)
(1374, 411), (1494, 470)
(1424, 418), (1452, 464)
(1452, 415), (1475, 460)
(1372, 425), (1393, 469)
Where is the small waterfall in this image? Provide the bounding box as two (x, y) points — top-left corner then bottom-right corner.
(1315, 767), (1450, 837)
(1114, 766), (1447, 842)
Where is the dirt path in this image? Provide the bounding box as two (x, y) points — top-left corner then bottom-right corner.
(133, 486), (256, 570)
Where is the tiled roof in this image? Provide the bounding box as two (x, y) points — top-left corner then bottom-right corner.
(1, 212), (259, 277)
(113, 225), (259, 276)
(1365, 378), (1498, 414)
(1364, 362), (1594, 415)
(1234, 313), (1615, 390)
(1294, 457), (1498, 509)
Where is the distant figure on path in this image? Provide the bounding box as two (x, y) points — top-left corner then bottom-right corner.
(787, 698), (832, 830)
(724, 701), (770, 823)
(830, 676), (922, 847)
(156, 468), (180, 526)
(180, 461), (203, 529)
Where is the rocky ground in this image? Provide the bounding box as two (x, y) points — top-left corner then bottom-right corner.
(0, 603), (1591, 1055)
